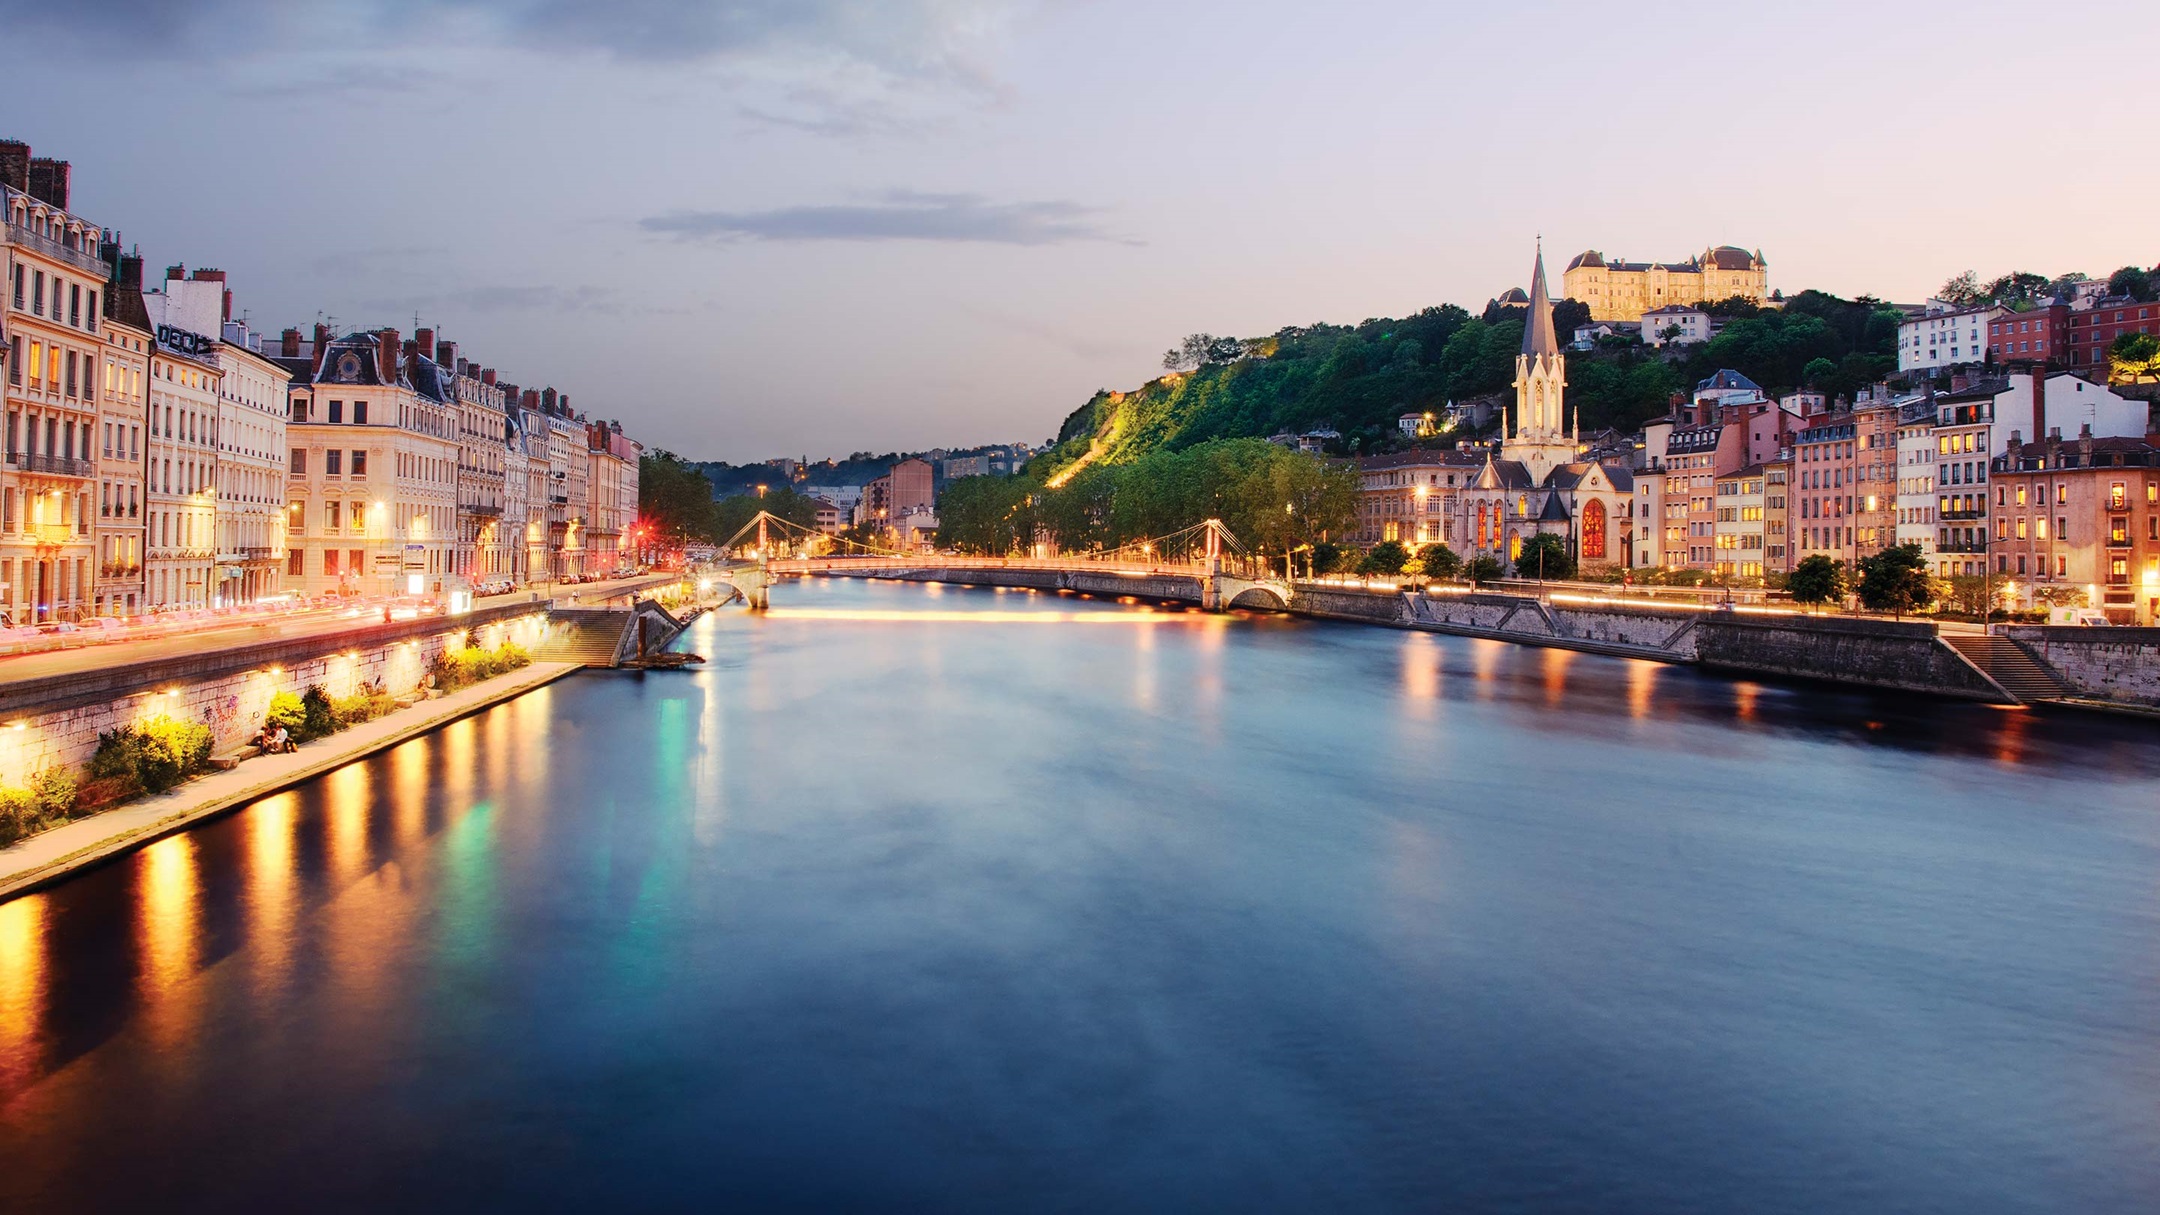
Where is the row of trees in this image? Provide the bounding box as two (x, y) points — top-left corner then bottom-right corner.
(1938, 264), (2159, 308)
(640, 450), (820, 546)
(939, 438), (1358, 560)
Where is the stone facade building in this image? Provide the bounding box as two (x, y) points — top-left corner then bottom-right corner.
(1460, 248), (1635, 571)
(1, 147), (105, 623)
(1563, 245), (1768, 322)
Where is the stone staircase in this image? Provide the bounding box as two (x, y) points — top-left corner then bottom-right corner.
(1944, 635), (2070, 704)
(533, 610), (631, 667)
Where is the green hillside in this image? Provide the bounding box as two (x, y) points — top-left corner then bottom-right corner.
(1033, 291), (1902, 483)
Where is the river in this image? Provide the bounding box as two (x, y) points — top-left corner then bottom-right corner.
(2, 576), (2158, 1212)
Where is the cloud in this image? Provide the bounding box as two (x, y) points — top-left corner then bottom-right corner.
(639, 191), (1128, 246)
(0, 0), (1024, 80)
(356, 283), (629, 318)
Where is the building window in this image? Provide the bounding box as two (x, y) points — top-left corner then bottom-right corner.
(354, 401), (368, 425)
(351, 450), (367, 478)
(325, 450), (342, 476)
(290, 448), (306, 475)
(328, 400), (344, 423)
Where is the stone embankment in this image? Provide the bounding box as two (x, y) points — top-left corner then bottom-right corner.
(825, 566), (2160, 711)
(2003, 627), (2160, 708)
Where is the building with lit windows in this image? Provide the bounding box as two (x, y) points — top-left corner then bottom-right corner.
(94, 252), (151, 615)
(2, 145), (106, 623)
(1352, 449), (1483, 547)
(142, 282), (224, 609)
(1893, 401), (1939, 568)
(1711, 464), (1771, 579)
(1991, 431), (2160, 624)
(273, 328), (460, 597)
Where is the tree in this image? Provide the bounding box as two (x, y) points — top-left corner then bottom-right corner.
(1983, 272), (2051, 308)
(1360, 539), (1410, 576)
(1802, 356), (1837, 388)
(2109, 331), (2160, 381)
(2108, 265), (2156, 303)
(1464, 555), (1504, 584)
(638, 450), (721, 543)
(1856, 542), (1935, 618)
(1937, 270), (1983, 306)
(1308, 542), (1345, 577)
(1787, 554), (1848, 608)
(1416, 542), (1459, 581)
(1659, 324), (1685, 345)
(1513, 533), (1574, 580)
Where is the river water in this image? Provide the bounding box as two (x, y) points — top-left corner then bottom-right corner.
(2, 576), (2158, 1212)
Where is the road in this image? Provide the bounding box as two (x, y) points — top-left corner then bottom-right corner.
(0, 574), (680, 688)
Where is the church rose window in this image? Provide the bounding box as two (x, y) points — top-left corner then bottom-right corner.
(1583, 499), (1607, 560)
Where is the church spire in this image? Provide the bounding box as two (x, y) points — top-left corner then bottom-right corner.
(1522, 241), (1560, 358)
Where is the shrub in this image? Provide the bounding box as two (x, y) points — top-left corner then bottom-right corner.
(31, 767), (78, 821)
(430, 643), (535, 693)
(331, 687), (398, 727)
(0, 787), (38, 847)
(136, 716), (214, 792)
(266, 691), (307, 737)
(300, 686), (337, 740)
(87, 726), (149, 802)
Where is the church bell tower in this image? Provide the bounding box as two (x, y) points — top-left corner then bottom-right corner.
(1502, 244), (1576, 485)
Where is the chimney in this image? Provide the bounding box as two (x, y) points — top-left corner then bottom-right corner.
(26, 157), (69, 209)
(0, 141), (29, 194)
(522, 389), (540, 409)
(402, 339), (418, 360)
(377, 329), (400, 378)
(313, 323), (331, 373)
(558, 394), (569, 413)
(166, 264), (185, 285)
(437, 340), (457, 369)
(542, 388), (557, 411)
(1950, 372), (1969, 392)
(281, 328), (301, 358)
(117, 253), (144, 290)
(481, 368), (496, 386)
(2031, 368), (2046, 447)
(415, 327), (435, 360)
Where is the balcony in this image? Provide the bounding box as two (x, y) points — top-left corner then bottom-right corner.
(2, 216), (112, 278)
(461, 502), (503, 517)
(243, 546), (274, 560)
(6, 451), (94, 478)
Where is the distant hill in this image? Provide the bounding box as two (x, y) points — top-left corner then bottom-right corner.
(1035, 291), (1901, 483)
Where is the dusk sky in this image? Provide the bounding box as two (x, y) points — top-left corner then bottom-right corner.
(6, 0), (2155, 461)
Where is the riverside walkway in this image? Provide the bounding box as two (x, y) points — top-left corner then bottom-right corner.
(0, 573), (675, 688)
(0, 659), (583, 901)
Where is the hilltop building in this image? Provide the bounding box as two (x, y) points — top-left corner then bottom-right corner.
(1564, 246), (1768, 322)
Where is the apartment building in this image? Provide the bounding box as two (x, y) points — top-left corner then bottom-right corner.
(276, 329), (459, 597)
(141, 290), (224, 609)
(1352, 449), (1483, 547)
(1710, 465), (1770, 579)
(95, 253), (151, 615)
(1992, 431), (2160, 624)
(1, 149), (105, 623)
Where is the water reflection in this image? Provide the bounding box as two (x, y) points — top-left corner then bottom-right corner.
(0, 576), (2156, 1214)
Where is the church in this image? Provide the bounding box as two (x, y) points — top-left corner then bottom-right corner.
(1460, 248), (1636, 572)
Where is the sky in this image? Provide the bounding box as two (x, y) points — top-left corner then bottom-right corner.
(5, 0), (2157, 462)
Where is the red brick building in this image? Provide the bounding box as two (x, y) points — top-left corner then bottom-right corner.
(2068, 298), (2160, 375)
(1987, 304), (2068, 368)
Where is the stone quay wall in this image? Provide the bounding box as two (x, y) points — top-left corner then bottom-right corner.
(0, 606), (551, 788)
(1692, 614), (2007, 701)
(2004, 627), (2160, 706)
